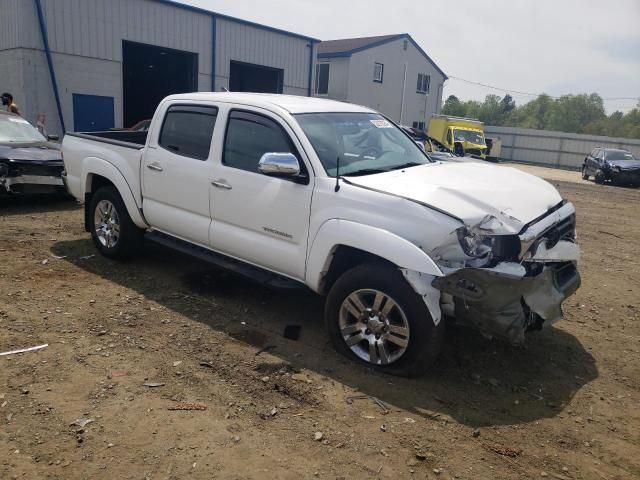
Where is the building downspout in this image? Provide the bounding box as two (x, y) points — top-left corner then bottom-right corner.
(399, 63), (407, 124)
(34, 0), (66, 134)
(307, 41), (315, 97)
(210, 14), (217, 91)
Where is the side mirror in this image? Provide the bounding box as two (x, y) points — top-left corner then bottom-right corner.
(258, 152), (301, 177)
(415, 141), (425, 151)
(47, 134), (60, 141)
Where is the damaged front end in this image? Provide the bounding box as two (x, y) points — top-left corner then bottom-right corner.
(0, 159), (65, 195)
(430, 202), (580, 344)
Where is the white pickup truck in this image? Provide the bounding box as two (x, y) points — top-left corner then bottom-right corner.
(62, 93), (580, 376)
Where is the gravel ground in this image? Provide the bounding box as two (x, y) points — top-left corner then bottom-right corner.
(1, 178), (639, 480)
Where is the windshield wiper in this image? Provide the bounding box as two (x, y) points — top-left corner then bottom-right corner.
(343, 168), (389, 177)
(385, 162), (423, 172)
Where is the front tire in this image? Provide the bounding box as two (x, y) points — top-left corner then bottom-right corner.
(89, 186), (143, 259)
(325, 263), (444, 377)
(594, 169), (606, 185)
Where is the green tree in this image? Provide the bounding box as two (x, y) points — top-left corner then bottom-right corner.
(441, 95), (466, 116)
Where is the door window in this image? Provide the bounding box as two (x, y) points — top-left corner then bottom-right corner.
(158, 105), (218, 160)
(223, 111), (303, 176)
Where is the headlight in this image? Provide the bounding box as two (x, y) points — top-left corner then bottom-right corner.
(457, 227), (494, 258)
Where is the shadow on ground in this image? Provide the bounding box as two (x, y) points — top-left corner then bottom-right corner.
(0, 194), (79, 216)
(52, 238), (598, 428)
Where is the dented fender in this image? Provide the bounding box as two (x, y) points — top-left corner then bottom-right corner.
(306, 219), (443, 293)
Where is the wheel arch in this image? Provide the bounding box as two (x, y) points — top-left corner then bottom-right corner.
(306, 219), (443, 294)
(82, 158), (148, 230)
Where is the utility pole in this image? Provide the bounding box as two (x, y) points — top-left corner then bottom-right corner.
(399, 63), (407, 125)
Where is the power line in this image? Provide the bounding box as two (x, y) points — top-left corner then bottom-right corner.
(448, 76), (638, 102)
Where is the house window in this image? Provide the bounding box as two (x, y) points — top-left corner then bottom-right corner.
(373, 62), (384, 83)
(417, 73), (431, 94)
(315, 63), (330, 95)
(412, 121), (425, 130)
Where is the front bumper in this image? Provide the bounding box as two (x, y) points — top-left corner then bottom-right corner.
(610, 169), (640, 185)
(433, 262), (580, 344)
(1, 174), (64, 193)
(432, 201), (580, 344)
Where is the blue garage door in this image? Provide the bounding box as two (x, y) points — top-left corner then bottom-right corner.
(72, 94), (115, 132)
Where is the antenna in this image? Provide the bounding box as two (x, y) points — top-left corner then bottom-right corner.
(334, 156), (341, 192)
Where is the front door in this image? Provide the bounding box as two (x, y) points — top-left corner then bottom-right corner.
(209, 108), (314, 280)
(142, 104), (219, 246)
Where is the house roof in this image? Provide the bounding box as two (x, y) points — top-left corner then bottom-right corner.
(317, 34), (400, 55)
(317, 33), (447, 80)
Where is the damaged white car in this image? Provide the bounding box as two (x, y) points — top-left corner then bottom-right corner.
(61, 93), (580, 377)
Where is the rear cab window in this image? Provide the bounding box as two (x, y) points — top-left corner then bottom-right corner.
(222, 110), (308, 180)
(158, 105), (218, 160)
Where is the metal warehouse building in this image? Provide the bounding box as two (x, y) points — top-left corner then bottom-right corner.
(0, 0), (318, 136)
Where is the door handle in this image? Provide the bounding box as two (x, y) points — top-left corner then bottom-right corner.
(147, 163), (163, 172)
(211, 180), (232, 190)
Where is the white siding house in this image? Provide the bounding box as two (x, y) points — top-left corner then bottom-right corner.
(315, 34), (447, 129)
(0, 0), (318, 136)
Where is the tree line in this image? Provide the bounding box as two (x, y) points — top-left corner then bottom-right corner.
(441, 93), (640, 139)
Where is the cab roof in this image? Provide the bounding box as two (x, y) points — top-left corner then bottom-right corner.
(163, 92), (377, 115)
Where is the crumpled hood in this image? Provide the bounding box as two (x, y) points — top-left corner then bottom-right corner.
(344, 162), (563, 233)
(607, 159), (640, 170)
(0, 142), (62, 163)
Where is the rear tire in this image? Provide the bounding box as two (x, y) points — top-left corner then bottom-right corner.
(89, 186), (144, 259)
(594, 170), (605, 185)
(581, 166), (589, 180)
(325, 263), (445, 377)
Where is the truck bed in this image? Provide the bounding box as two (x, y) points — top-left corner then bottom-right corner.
(62, 131), (146, 207)
(66, 129), (148, 148)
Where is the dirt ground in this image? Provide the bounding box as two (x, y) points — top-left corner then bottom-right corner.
(1, 174), (639, 480)
(503, 164), (588, 185)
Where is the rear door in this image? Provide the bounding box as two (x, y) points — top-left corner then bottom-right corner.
(209, 107), (314, 280)
(142, 103), (219, 246)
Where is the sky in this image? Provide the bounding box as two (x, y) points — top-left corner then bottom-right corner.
(181, 0), (640, 113)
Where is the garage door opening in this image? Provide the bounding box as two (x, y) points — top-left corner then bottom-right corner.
(229, 61), (284, 94)
(123, 41), (198, 128)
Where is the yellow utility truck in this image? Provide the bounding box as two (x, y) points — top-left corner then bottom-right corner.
(427, 115), (488, 159)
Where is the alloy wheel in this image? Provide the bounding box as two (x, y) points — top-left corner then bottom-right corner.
(338, 289), (410, 365)
(94, 199), (120, 248)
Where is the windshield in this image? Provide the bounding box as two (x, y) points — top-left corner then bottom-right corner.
(453, 129), (484, 145)
(605, 150), (635, 161)
(295, 113), (431, 177)
(0, 115), (46, 143)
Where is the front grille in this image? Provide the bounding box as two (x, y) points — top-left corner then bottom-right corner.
(466, 148), (485, 156)
(555, 214), (576, 242)
(8, 162), (64, 177)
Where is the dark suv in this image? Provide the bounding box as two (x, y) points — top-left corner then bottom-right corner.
(582, 148), (640, 186)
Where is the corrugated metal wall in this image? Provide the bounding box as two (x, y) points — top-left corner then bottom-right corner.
(485, 126), (640, 170)
(215, 17), (312, 94)
(0, 0), (21, 50)
(1, 0), (314, 135)
(18, 0), (213, 75)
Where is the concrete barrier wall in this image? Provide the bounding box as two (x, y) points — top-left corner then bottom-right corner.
(484, 126), (640, 170)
